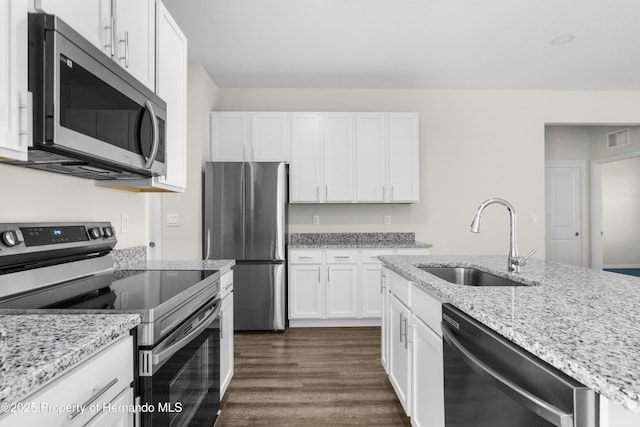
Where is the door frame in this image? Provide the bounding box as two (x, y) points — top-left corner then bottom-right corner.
(591, 150), (640, 270)
(545, 160), (588, 267)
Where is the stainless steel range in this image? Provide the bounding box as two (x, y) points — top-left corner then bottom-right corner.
(0, 222), (221, 427)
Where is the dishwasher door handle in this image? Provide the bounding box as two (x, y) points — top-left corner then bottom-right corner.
(441, 323), (574, 427)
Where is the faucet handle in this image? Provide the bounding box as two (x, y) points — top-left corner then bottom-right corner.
(515, 249), (536, 266)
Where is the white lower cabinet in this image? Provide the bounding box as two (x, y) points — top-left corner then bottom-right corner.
(382, 266), (444, 427)
(410, 315), (444, 427)
(0, 335), (134, 427)
(389, 293), (412, 414)
(219, 270), (234, 399)
(326, 264), (358, 318)
(289, 248), (429, 327)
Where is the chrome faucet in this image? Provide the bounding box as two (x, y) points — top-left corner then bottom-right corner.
(470, 198), (535, 273)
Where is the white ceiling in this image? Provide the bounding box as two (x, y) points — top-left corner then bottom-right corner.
(162, 0), (640, 90)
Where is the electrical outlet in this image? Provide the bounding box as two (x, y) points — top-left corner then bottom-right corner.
(167, 214), (180, 227)
(121, 214), (129, 233)
(312, 215), (320, 225)
(383, 215), (391, 225)
(529, 213), (537, 224)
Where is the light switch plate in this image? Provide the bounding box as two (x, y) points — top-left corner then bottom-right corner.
(383, 215), (391, 225)
(312, 215), (320, 225)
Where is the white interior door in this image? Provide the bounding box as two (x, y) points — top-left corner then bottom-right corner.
(545, 161), (585, 266)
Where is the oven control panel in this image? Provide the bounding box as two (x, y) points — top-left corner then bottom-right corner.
(0, 222), (117, 269)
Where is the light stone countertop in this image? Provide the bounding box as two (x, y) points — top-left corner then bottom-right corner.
(288, 241), (432, 249)
(121, 259), (235, 275)
(378, 254), (640, 412)
(0, 314), (140, 406)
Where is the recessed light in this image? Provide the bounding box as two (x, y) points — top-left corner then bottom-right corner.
(550, 34), (575, 46)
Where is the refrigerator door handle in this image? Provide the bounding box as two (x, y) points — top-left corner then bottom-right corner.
(205, 227), (211, 260)
(241, 162), (247, 259)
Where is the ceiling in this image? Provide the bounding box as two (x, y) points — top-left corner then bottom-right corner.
(162, 0), (640, 90)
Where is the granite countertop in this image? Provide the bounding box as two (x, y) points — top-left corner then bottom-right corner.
(379, 254), (640, 412)
(289, 241), (432, 249)
(0, 314), (140, 406)
(120, 259), (235, 275)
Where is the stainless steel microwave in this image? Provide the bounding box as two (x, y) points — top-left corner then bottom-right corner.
(4, 13), (167, 180)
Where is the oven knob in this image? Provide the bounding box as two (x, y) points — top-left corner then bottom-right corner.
(89, 227), (102, 239)
(1, 230), (21, 247)
(103, 226), (115, 238)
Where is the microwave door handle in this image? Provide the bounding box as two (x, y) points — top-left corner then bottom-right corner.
(144, 100), (160, 169)
(441, 324), (573, 427)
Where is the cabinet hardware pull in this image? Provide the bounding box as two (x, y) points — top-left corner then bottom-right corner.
(399, 313), (403, 342)
(334, 256), (351, 259)
(391, 186), (394, 200)
(382, 186), (386, 200)
(68, 377), (118, 419)
(318, 268), (320, 283)
(325, 186), (328, 201)
(327, 267), (330, 282)
(403, 317), (409, 349)
(316, 186), (320, 201)
(220, 309), (224, 340)
(103, 18), (114, 56)
(119, 31), (129, 68)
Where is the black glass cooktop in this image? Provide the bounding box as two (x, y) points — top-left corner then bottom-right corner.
(0, 270), (217, 311)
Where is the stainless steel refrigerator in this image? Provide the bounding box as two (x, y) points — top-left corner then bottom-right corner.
(203, 161), (287, 330)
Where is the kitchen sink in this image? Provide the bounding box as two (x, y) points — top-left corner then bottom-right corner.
(419, 266), (529, 287)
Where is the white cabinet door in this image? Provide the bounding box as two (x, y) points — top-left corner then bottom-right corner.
(155, 2), (187, 191)
(220, 291), (234, 399)
(389, 294), (411, 413)
(211, 112), (250, 161)
(361, 264), (383, 318)
(326, 265), (358, 318)
(35, 0), (112, 55)
(381, 268), (390, 373)
(0, 0), (29, 161)
(355, 113), (386, 202)
(388, 113), (419, 202)
(290, 113), (322, 202)
(84, 387), (134, 427)
(113, 0), (156, 90)
(410, 316), (444, 427)
(289, 265), (324, 318)
(251, 112), (290, 161)
(323, 113), (354, 202)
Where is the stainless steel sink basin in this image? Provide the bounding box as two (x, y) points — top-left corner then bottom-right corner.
(419, 266), (529, 287)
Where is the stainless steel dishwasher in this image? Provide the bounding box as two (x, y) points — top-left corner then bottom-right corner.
(441, 304), (599, 427)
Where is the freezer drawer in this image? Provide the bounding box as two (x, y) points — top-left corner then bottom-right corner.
(233, 263), (285, 331)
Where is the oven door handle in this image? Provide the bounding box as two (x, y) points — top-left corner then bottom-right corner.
(441, 323), (574, 427)
(152, 299), (221, 369)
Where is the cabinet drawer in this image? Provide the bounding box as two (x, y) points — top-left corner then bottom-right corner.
(290, 250), (322, 264)
(0, 335), (133, 427)
(326, 250), (358, 264)
(387, 269), (411, 307)
(411, 285), (443, 336)
(361, 249), (394, 264)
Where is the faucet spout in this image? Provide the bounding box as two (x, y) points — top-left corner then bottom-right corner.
(470, 198), (520, 272)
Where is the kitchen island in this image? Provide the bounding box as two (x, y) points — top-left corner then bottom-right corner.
(379, 254), (640, 422)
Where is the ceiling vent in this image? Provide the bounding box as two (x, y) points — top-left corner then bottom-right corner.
(607, 128), (630, 149)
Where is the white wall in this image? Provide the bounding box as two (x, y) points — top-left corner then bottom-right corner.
(211, 89), (640, 256)
(0, 163), (148, 249)
(602, 157), (640, 267)
(160, 64), (219, 259)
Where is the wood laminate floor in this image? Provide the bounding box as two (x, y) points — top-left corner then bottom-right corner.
(217, 327), (411, 427)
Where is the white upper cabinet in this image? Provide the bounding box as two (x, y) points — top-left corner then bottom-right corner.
(290, 113), (322, 201)
(0, 0), (30, 161)
(210, 112), (290, 162)
(251, 113), (290, 161)
(388, 113), (419, 202)
(323, 113), (354, 202)
(211, 112), (250, 161)
(35, 0), (155, 91)
(34, 0), (112, 55)
(355, 113), (387, 202)
(356, 112), (420, 203)
(112, 0), (156, 91)
(153, 1), (187, 191)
